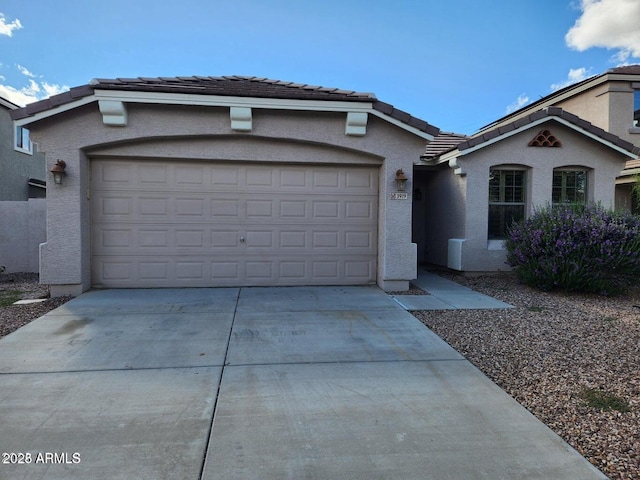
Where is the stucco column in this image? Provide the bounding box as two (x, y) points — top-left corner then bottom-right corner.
(377, 160), (417, 291)
(40, 150), (87, 296)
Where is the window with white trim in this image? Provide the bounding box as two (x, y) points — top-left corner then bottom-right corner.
(15, 126), (32, 154)
(633, 89), (640, 128)
(552, 169), (587, 204)
(488, 168), (526, 239)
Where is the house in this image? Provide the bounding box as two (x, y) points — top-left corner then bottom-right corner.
(0, 95), (46, 273)
(0, 96), (46, 200)
(10, 76), (439, 296)
(9, 72), (640, 293)
(414, 107), (638, 272)
(477, 65), (640, 214)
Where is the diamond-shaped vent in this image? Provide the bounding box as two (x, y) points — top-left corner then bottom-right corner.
(528, 129), (562, 147)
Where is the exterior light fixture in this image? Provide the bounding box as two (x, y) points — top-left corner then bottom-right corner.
(50, 160), (67, 185)
(395, 169), (408, 192)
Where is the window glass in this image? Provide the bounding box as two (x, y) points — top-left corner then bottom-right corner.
(552, 170), (587, 204)
(488, 169), (526, 239)
(15, 126), (31, 153)
(634, 90), (640, 127)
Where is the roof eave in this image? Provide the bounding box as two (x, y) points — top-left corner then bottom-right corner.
(463, 114), (638, 160)
(13, 87), (437, 140)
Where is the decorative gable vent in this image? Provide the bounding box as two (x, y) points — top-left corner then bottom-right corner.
(528, 129), (562, 147)
(529, 130), (562, 147)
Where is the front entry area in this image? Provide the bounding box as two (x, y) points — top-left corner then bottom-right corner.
(90, 159), (379, 288)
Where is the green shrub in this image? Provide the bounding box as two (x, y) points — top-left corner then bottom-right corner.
(505, 203), (640, 294)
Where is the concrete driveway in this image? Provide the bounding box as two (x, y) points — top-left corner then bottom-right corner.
(0, 286), (605, 479)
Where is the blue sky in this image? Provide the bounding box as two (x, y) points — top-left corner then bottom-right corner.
(1, 0), (639, 134)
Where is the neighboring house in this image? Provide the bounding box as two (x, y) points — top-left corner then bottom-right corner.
(478, 65), (640, 214)
(11, 76), (439, 296)
(0, 95), (46, 273)
(0, 96), (46, 200)
(414, 107), (638, 271)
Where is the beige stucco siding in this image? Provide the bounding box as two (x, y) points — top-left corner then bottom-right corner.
(556, 81), (639, 147)
(28, 102), (425, 294)
(452, 122), (627, 272)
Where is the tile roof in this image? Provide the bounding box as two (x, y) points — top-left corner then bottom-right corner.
(423, 107), (640, 160)
(421, 132), (469, 159)
(480, 64), (640, 132)
(608, 65), (640, 75)
(11, 76), (440, 136)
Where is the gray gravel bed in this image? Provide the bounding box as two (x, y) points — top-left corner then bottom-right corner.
(414, 271), (640, 480)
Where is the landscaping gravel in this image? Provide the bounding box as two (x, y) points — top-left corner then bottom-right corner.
(0, 273), (71, 338)
(414, 271), (640, 480)
(1, 271), (637, 479)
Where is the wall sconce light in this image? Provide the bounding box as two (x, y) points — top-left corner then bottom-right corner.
(50, 160), (67, 185)
(395, 169), (408, 192)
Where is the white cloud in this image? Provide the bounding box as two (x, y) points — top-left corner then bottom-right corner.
(17, 65), (36, 78)
(41, 82), (68, 97)
(0, 13), (23, 37)
(566, 0), (640, 61)
(0, 66), (70, 106)
(506, 94), (530, 114)
(0, 80), (40, 106)
(550, 67), (593, 91)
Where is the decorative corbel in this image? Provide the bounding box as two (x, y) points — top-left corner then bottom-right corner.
(345, 112), (368, 136)
(98, 100), (128, 126)
(230, 107), (252, 132)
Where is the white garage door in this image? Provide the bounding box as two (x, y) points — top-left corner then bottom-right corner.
(91, 160), (378, 288)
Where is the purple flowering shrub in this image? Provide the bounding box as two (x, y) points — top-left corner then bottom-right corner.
(505, 203), (640, 294)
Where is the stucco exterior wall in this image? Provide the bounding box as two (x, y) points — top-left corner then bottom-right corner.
(453, 122), (628, 272)
(27, 102), (425, 295)
(413, 165), (466, 267)
(556, 81), (640, 148)
(0, 105), (46, 200)
(0, 199), (46, 272)
(555, 84), (610, 132)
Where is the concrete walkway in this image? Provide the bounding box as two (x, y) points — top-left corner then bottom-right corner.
(392, 270), (514, 310)
(0, 286), (604, 479)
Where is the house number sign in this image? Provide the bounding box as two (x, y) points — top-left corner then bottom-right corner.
(390, 192), (408, 200)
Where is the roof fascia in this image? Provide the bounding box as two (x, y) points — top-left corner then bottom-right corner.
(14, 95), (97, 127)
(368, 109), (434, 140)
(0, 97), (18, 110)
(463, 116), (638, 159)
(94, 89), (374, 112)
(15, 88), (433, 140)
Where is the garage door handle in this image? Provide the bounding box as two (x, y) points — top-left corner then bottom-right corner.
(240, 236), (245, 243)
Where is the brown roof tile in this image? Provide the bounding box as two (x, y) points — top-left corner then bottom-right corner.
(451, 107), (638, 156)
(608, 65), (640, 75)
(10, 75), (440, 136)
(421, 132), (469, 159)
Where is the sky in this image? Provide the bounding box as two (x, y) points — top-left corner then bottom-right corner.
(0, 0), (639, 134)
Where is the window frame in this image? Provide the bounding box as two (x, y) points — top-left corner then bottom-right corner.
(488, 167), (527, 240)
(15, 126), (33, 155)
(552, 168), (588, 205)
(633, 89), (640, 128)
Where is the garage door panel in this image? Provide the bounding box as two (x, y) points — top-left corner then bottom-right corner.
(92, 160), (377, 288)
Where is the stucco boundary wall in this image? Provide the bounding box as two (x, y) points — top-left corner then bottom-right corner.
(0, 199), (46, 273)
